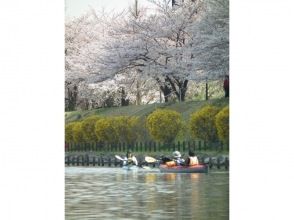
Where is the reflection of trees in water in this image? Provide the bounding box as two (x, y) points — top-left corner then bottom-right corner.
(65, 170), (229, 219)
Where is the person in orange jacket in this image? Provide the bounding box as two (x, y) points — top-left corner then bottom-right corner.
(185, 150), (199, 166)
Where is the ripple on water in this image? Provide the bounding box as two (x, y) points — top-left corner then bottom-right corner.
(65, 167), (229, 220)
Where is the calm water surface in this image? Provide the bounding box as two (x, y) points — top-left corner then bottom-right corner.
(65, 167), (229, 220)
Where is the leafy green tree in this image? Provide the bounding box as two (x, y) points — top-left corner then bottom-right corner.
(146, 109), (183, 144)
(190, 105), (220, 143)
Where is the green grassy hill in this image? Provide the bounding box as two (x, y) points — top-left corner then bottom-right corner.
(65, 97), (229, 123)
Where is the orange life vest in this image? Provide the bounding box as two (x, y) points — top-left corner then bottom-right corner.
(189, 156), (199, 166)
(166, 161), (176, 167)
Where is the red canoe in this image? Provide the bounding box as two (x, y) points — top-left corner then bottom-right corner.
(159, 164), (208, 173)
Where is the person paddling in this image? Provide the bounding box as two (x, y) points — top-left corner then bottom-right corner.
(172, 151), (185, 166)
(125, 150), (138, 166)
(185, 150), (199, 166)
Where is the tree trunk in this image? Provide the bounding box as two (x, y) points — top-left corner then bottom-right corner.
(179, 80), (188, 102)
(162, 84), (171, 103)
(157, 77), (172, 103)
(136, 81), (142, 105)
(205, 81), (208, 100)
(121, 87), (127, 106)
(67, 85), (78, 111)
(166, 77), (188, 102)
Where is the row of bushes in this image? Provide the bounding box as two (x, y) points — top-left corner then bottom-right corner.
(65, 105), (229, 146)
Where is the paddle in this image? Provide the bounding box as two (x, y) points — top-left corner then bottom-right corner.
(115, 155), (127, 161)
(116, 155), (143, 167)
(145, 156), (159, 163)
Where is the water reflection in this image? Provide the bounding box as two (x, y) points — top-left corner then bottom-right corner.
(145, 173), (157, 183)
(162, 173), (177, 182)
(65, 167), (229, 220)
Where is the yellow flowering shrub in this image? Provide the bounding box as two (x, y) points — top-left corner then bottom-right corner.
(113, 116), (141, 144)
(190, 105), (219, 142)
(81, 116), (100, 142)
(95, 117), (117, 143)
(95, 116), (141, 144)
(72, 122), (85, 143)
(146, 109), (183, 144)
(215, 106), (229, 145)
(65, 122), (76, 143)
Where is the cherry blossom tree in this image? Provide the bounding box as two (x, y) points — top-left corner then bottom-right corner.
(64, 0), (229, 106)
(95, 0), (228, 102)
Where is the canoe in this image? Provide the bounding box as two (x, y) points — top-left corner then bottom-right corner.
(122, 165), (139, 171)
(122, 165), (152, 171)
(159, 164), (208, 173)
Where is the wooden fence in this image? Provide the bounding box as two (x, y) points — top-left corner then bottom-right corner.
(64, 154), (229, 170)
(65, 140), (226, 153)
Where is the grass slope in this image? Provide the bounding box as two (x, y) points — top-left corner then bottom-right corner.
(65, 97), (229, 123)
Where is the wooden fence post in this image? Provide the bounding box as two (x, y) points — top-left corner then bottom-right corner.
(86, 155), (89, 166)
(225, 157), (229, 170)
(217, 157), (221, 169)
(76, 156), (80, 166)
(118, 143), (121, 152)
(198, 141), (202, 151)
(158, 142), (161, 152)
(209, 157), (213, 169)
(70, 156), (73, 166)
(177, 141), (181, 151)
(153, 142), (156, 152)
(122, 143), (125, 152)
(81, 155), (84, 166)
(192, 141), (195, 152)
(172, 142), (176, 151)
(93, 157), (96, 166)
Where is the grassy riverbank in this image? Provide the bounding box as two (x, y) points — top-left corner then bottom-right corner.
(65, 97), (229, 123)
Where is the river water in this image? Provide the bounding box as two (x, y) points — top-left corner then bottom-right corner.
(65, 167), (229, 220)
